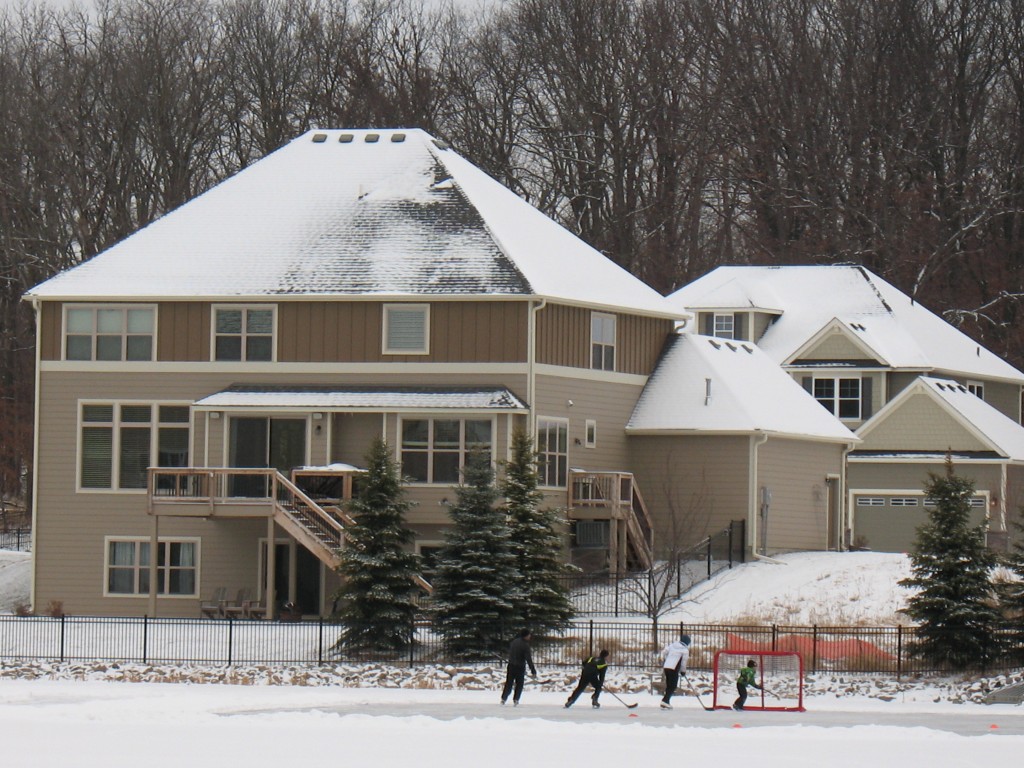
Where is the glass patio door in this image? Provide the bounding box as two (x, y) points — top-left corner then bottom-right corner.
(228, 417), (306, 496)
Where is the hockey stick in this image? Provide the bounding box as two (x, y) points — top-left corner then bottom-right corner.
(682, 674), (713, 712)
(760, 686), (781, 700)
(606, 690), (639, 709)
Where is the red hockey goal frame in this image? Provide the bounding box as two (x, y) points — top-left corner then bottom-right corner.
(712, 650), (805, 712)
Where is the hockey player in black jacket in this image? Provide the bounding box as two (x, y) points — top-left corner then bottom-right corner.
(500, 630), (537, 706)
(564, 649), (610, 709)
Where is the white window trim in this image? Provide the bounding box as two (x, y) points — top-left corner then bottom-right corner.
(590, 312), (616, 371)
(383, 303), (430, 355)
(966, 380), (985, 400)
(210, 304), (277, 362)
(536, 416), (570, 489)
(712, 313), (735, 339)
(584, 419), (597, 448)
(813, 375), (862, 421)
(77, 400), (192, 493)
(102, 535), (200, 598)
(62, 303), (158, 362)
(396, 415), (496, 486)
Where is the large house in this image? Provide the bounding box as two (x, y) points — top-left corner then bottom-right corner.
(668, 265), (1024, 552)
(25, 130), (854, 620)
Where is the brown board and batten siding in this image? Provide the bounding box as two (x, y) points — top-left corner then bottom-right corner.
(536, 304), (673, 374)
(158, 302), (210, 361)
(277, 300), (528, 363)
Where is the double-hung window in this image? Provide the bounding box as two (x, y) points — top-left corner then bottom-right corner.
(65, 305), (155, 361)
(214, 306), (274, 361)
(400, 417), (492, 483)
(106, 537), (198, 596)
(537, 418), (568, 487)
(591, 312), (616, 371)
(384, 304), (429, 354)
(813, 377), (861, 420)
(80, 403), (190, 491)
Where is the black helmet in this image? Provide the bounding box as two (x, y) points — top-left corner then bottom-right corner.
(680, 634), (691, 646)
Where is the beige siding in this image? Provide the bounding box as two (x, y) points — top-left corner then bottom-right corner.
(801, 332), (877, 362)
(536, 303), (672, 375)
(757, 438), (843, 551)
(627, 435), (752, 552)
(859, 392), (988, 451)
(751, 312), (776, 343)
(886, 371), (920, 401)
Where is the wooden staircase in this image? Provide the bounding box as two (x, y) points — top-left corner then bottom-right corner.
(568, 470), (654, 574)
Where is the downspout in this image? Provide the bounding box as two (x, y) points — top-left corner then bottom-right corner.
(999, 462), (1008, 538)
(841, 441), (855, 551)
(749, 432), (783, 564)
(28, 296), (41, 612)
(527, 298), (546, 431)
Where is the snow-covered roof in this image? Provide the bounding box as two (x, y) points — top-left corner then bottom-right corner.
(626, 334), (858, 442)
(857, 376), (1024, 461)
(193, 385), (528, 412)
(668, 265), (1024, 383)
(27, 129), (681, 319)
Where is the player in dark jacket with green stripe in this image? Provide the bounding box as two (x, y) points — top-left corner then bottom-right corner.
(564, 649), (610, 708)
(733, 659), (761, 710)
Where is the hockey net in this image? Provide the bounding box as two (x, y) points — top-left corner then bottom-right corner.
(712, 650), (805, 712)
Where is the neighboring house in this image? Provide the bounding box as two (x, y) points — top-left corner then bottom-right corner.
(668, 265), (1024, 552)
(626, 334), (857, 554)
(24, 129), (682, 618)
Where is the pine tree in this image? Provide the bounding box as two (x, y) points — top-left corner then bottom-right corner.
(899, 461), (1001, 670)
(332, 437), (420, 652)
(502, 428), (574, 633)
(997, 512), (1024, 658)
(432, 450), (520, 659)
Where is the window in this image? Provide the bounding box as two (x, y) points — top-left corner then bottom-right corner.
(585, 419), (597, 448)
(80, 403), (190, 490)
(591, 312), (616, 371)
(713, 313), (735, 339)
(967, 381), (985, 400)
(890, 497), (919, 507)
(214, 306), (274, 361)
(813, 377), (861, 419)
(105, 538), (197, 596)
(384, 304), (429, 354)
(855, 497), (884, 507)
(537, 418), (568, 487)
(400, 418), (492, 483)
(65, 305), (155, 361)
(969, 497), (986, 507)
(575, 520), (609, 548)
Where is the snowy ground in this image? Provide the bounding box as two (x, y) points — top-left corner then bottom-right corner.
(1, 548), (1021, 766)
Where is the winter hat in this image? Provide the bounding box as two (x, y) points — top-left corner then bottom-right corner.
(680, 634), (691, 646)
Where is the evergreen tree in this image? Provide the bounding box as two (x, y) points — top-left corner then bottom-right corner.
(997, 512), (1024, 659)
(332, 438), (420, 652)
(502, 428), (574, 632)
(432, 450), (520, 659)
(899, 461), (1001, 670)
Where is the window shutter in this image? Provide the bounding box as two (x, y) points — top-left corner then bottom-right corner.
(801, 376), (812, 393)
(733, 313), (746, 340)
(861, 376), (873, 419)
(702, 313), (713, 335)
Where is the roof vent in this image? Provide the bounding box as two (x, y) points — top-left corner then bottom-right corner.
(391, 133), (406, 143)
(431, 138), (450, 150)
(365, 133), (380, 143)
(339, 133), (354, 143)
(312, 133), (327, 143)
(708, 339), (721, 350)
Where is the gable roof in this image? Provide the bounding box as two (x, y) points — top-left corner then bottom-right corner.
(668, 265), (1024, 383)
(27, 129), (680, 319)
(857, 376), (1024, 461)
(626, 333), (858, 442)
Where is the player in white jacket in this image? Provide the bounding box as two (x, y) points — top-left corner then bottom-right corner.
(659, 634), (691, 709)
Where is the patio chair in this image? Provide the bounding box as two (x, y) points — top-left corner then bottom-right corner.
(242, 599), (267, 620)
(221, 588), (253, 619)
(200, 587), (227, 619)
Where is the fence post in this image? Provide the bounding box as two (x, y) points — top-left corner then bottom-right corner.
(143, 615), (149, 664)
(59, 613), (66, 663)
(409, 618), (415, 669)
(706, 537), (712, 579)
(771, 624), (778, 651)
(811, 625), (817, 674)
(897, 625), (903, 680)
(227, 617), (234, 666)
(614, 575), (620, 618)
(318, 617), (324, 665)
(728, 522), (733, 569)
(588, 619), (594, 656)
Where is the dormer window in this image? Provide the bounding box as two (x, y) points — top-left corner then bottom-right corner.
(967, 381), (985, 400)
(713, 313), (735, 339)
(813, 377), (861, 420)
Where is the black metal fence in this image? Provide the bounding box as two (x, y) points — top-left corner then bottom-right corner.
(558, 521), (746, 617)
(2, 614), (1017, 676)
(0, 528), (31, 552)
